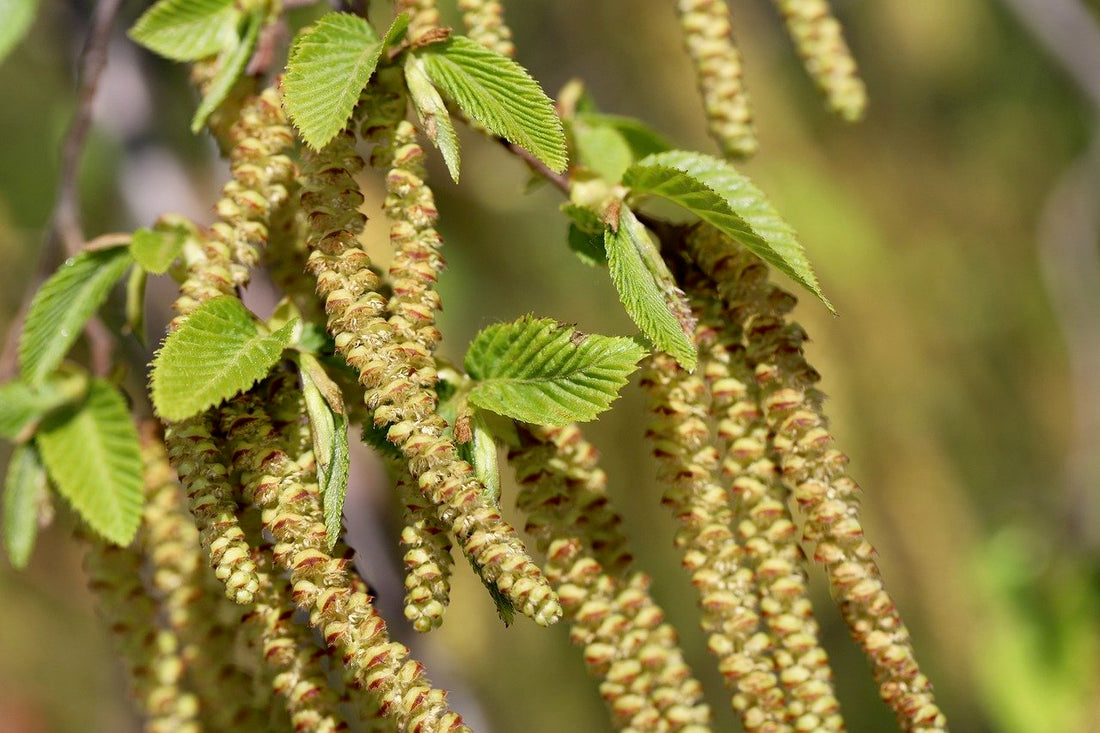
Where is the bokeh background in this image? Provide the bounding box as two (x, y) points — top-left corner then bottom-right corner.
(2, 1), (1099, 731)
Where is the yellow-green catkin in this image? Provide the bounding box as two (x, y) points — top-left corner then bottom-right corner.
(685, 225), (946, 730)
(769, 0), (867, 121)
(394, 461), (454, 632)
(510, 424), (713, 731)
(222, 392), (469, 732)
(641, 351), (789, 731)
(458, 0), (516, 56)
(396, 0), (441, 43)
(300, 86), (561, 627)
(694, 291), (843, 731)
(675, 0), (757, 159)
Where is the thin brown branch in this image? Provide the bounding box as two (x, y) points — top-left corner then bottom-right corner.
(496, 138), (571, 194)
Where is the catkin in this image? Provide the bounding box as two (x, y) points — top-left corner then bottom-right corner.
(675, 0), (757, 159)
(299, 84), (561, 627)
(394, 460), (454, 632)
(641, 349), (790, 731)
(510, 424), (712, 730)
(459, 0), (516, 57)
(222, 392), (469, 731)
(769, 0), (867, 121)
(685, 225), (946, 730)
(396, 0), (441, 43)
(693, 289), (844, 731)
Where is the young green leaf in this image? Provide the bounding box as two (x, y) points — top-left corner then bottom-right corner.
(125, 266), (148, 346)
(128, 0), (239, 61)
(298, 353), (349, 551)
(568, 224), (606, 267)
(604, 207), (697, 370)
(575, 112), (671, 162)
(419, 36), (567, 173)
(283, 12), (409, 150)
(623, 150), (833, 311)
(3, 443), (47, 568)
(0, 0), (40, 66)
(457, 410), (500, 504)
(130, 226), (186, 274)
(0, 374), (87, 442)
(18, 246), (132, 387)
(405, 53), (461, 182)
(190, 8), (263, 133)
(151, 296), (296, 421)
(464, 316), (646, 425)
(35, 380), (143, 546)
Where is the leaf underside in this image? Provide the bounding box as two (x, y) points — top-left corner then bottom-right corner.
(18, 246), (132, 387)
(405, 53), (461, 182)
(35, 380), (143, 546)
(151, 296), (296, 421)
(190, 8), (262, 133)
(419, 36), (567, 174)
(299, 353), (349, 551)
(128, 0), (239, 62)
(464, 315), (646, 425)
(624, 150), (832, 311)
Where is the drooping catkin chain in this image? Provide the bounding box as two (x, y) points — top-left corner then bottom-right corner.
(693, 290), (843, 731)
(510, 424), (712, 731)
(221, 391), (469, 732)
(396, 0), (441, 42)
(393, 459), (454, 632)
(458, 0), (516, 57)
(675, 0), (757, 159)
(684, 226), (946, 730)
(768, 0), (867, 121)
(640, 351), (788, 731)
(299, 87), (561, 627)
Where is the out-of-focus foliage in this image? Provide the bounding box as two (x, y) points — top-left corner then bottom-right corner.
(0, 1), (1096, 731)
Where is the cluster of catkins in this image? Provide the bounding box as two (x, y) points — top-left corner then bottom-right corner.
(81, 1), (946, 732)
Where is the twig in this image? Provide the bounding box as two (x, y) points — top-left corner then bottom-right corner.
(495, 138), (571, 194)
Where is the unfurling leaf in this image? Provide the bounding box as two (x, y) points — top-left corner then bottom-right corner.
(283, 12), (409, 150)
(406, 53), (461, 182)
(464, 315), (646, 425)
(623, 150), (832, 311)
(128, 0), (239, 61)
(35, 380), (143, 546)
(298, 353), (349, 551)
(130, 226), (186, 274)
(18, 246), (132, 387)
(419, 36), (567, 173)
(3, 443), (47, 568)
(151, 296), (296, 421)
(604, 207), (697, 370)
(0, 0), (40, 66)
(190, 8), (263, 133)
(0, 373), (88, 442)
(570, 112), (672, 184)
(457, 409), (501, 504)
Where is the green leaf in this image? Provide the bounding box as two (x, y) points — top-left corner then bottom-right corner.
(151, 296), (296, 421)
(0, 373), (87, 442)
(405, 53), (461, 182)
(568, 224), (606, 267)
(35, 380), (143, 546)
(125, 266), (148, 346)
(130, 226), (185, 274)
(298, 353), (349, 551)
(457, 410), (500, 504)
(282, 12), (409, 150)
(18, 246), (133, 387)
(419, 36), (567, 173)
(576, 112), (671, 161)
(623, 150), (833, 311)
(190, 9), (263, 133)
(604, 207), (697, 370)
(464, 316), (646, 425)
(0, 0), (39, 66)
(129, 0), (239, 61)
(3, 443), (47, 568)
(572, 122), (633, 183)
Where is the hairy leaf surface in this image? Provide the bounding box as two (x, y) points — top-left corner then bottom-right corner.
(190, 8), (262, 133)
(35, 380), (143, 546)
(406, 53), (461, 182)
(299, 353), (349, 551)
(19, 246), (132, 387)
(129, 0), (239, 61)
(283, 13), (409, 150)
(0, 0), (40, 65)
(419, 36), (567, 173)
(151, 296), (296, 421)
(465, 316), (645, 425)
(3, 443), (46, 568)
(624, 150), (832, 311)
(604, 207), (697, 369)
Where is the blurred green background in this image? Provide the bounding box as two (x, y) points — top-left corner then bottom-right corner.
(2, 1), (1099, 731)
